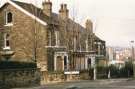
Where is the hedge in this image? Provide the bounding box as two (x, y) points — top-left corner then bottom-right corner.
(96, 66), (108, 79)
(0, 61), (37, 69)
(109, 62), (133, 78)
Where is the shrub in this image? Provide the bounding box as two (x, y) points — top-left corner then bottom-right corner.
(0, 61), (37, 69)
(96, 66), (108, 79)
(109, 62), (133, 78)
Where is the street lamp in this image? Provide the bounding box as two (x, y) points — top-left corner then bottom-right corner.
(130, 40), (135, 78)
(130, 41), (134, 61)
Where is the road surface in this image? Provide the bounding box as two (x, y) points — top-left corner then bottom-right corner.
(13, 79), (135, 89)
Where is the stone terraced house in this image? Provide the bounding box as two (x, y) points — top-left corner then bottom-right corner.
(0, 0), (106, 83)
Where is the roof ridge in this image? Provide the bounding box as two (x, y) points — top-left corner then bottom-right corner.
(11, 0), (41, 9)
(1, 0), (47, 26)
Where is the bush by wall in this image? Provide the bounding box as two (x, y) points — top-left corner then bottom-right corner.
(0, 61), (37, 69)
(109, 62), (133, 78)
(96, 66), (108, 79)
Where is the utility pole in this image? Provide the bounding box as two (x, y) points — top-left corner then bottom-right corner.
(93, 23), (97, 80)
(131, 41), (134, 61)
(130, 40), (135, 78)
(93, 58), (96, 80)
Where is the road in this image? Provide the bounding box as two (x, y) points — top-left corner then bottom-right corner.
(13, 79), (135, 89)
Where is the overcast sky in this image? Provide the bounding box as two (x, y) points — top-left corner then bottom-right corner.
(1, 0), (135, 47)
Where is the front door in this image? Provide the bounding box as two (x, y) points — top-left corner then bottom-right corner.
(56, 56), (64, 71)
(87, 58), (94, 79)
(87, 58), (91, 69)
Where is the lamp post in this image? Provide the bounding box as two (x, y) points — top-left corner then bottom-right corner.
(130, 41), (135, 78)
(130, 41), (134, 61)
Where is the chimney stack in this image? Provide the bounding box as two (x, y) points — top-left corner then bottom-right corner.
(85, 19), (93, 33)
(43, 0), (52, 17)
(59, 4), (69, 20)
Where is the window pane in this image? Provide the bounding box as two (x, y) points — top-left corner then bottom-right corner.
(6, 40), (10, 46)
(4, 34), (10, 47)
(7, 12), (12, 23)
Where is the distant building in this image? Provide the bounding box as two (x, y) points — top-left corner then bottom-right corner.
(109, 60), (125, 68)
(115, 47), (131, 61)
(107, 47), (132, 67)
(106, 47), (115, 61)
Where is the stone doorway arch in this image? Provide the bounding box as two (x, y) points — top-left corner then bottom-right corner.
(54, 52), (68, 71)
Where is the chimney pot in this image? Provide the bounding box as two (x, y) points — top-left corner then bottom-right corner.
(43, 0), (52, 17)
(85, 19), (93, 33)
(59, 3), (69, 20)
(64, 4), (67, 9)
(61, 4), (64, 10)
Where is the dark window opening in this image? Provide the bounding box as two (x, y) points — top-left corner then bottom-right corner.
(7, 12), (12, 23)
(5, 34), (10, 47)
(88, 58), (91, 69)
(64, 56), (67, 70)
(6, 40), (10, 47)
(64, 56), (67, 66)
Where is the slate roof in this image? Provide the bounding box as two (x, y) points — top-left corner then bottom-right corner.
(12, 1), (85, 29)
(12, 0), (59, 25)
(1, 0), (105, 42)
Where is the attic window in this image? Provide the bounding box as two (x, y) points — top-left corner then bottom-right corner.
(5, 12), (13, 25)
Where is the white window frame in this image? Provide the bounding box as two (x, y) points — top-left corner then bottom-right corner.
(73, 37), (76, 51)
(5, 11), (13, 26)
(85, 39), (88, 51)
(3, 33), (10, 50)
(48, 31), (51, 46)
(55, 31), (60, 46)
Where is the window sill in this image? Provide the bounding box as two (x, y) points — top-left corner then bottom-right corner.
(0, 50), (14, 56)
(45, 46), (66, 49)
(4, 23), (13, 27)
(3, 47), (11, 50)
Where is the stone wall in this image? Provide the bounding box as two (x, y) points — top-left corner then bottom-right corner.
(41, 71), (93, 84)
(0, 3), (48, 70)
(0, 68), (40, 88)
(80, 70), (93, 80)
(41, 72), (66, 84)
(66, 74), (80, 81)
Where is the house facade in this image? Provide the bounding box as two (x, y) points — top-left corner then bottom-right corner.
(0, 0), (106, 83)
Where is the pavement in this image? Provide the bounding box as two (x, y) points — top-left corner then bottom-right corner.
(12, 78), (135, 89)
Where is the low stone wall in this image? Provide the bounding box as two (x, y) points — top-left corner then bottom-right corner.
(66, 74), (80, 81)
(41, 71), (80, 84)
(47, 72), (65, 83)
(41, 71), (93, 84)
(80, 70), (93, 80)
(0, 68), (40, 88)
(80, 72), (90, 80)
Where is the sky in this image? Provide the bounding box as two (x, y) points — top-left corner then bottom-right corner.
(1, 0), (135, 47)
